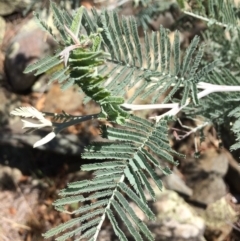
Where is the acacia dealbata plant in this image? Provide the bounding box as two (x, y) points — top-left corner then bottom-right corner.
(11, 0), (240, 240)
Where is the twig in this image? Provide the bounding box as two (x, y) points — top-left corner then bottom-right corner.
(1, 217), (31, 230)
(122, 82), (240, 114)
(12, 81), (240, 147)
(122, 103), (176, 111)
(121, 82), (240, 122)
(183, 11), (237, 29)
(172, 119), (209, 141)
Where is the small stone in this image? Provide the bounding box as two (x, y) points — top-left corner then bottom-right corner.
(173, 223), (199, 238)
(201, 196), (237, 241)
(43, 84), (85, 113)
(0, 0), (32, 16)
(0, 164), (22, 189)
(4, 19), (51, 93)
(181, 148), (228, 205)
(190, 174), (227, 205)
(0, 16), (6, 44)
(162, 167), (193, 197)
(150, 190), (205, 240)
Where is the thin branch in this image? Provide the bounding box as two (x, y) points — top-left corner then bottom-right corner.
(197, 83), (240, 98)
(183, 11), (236, 29)
(121, 82), (240, 122)
(13, 81), (240, 146)
(174, 119), (209, 140)
(122, 103), (177, 111)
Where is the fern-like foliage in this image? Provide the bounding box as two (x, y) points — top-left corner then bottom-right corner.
(25, 2), (217, 120)
(184, 68), (240, 150)
(25, 2), (129, 124)
(176, 0), (240, 151)
(200, 24), (240, 79)
(43, 115), (182, 241)
(20, 2), (220, 241)
(182, 0), (239, 29)
(183, 0), (240, 79)
(81, 8), (216, 106)
(14, 1), (240, 240)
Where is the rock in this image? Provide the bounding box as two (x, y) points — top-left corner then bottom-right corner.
(0, 177), (39, 240)
(181, 148), (229, 205)
(149, 12), (175, 30)
(190, 174), (227, 205)
(4, 19), (51, 93)
(198, 150), (229, 176)
(201, 196), (237, 241)
(0, 90), (9, 126)
(43, 84), (86, 113)
(182, 148), (229, 179)
(162, 167), (193, 197)
(0, 131), (85, 156)
(0, 0), (32, 16)
(0, 16), (5, 44)
(149, 190), (205, 241)
(0, 164), (22, 190)
(0, 88), (20, 129)
(117, 183), (205, 241)
(98, 227), (115, 241)
(224, 150), (240, 193)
